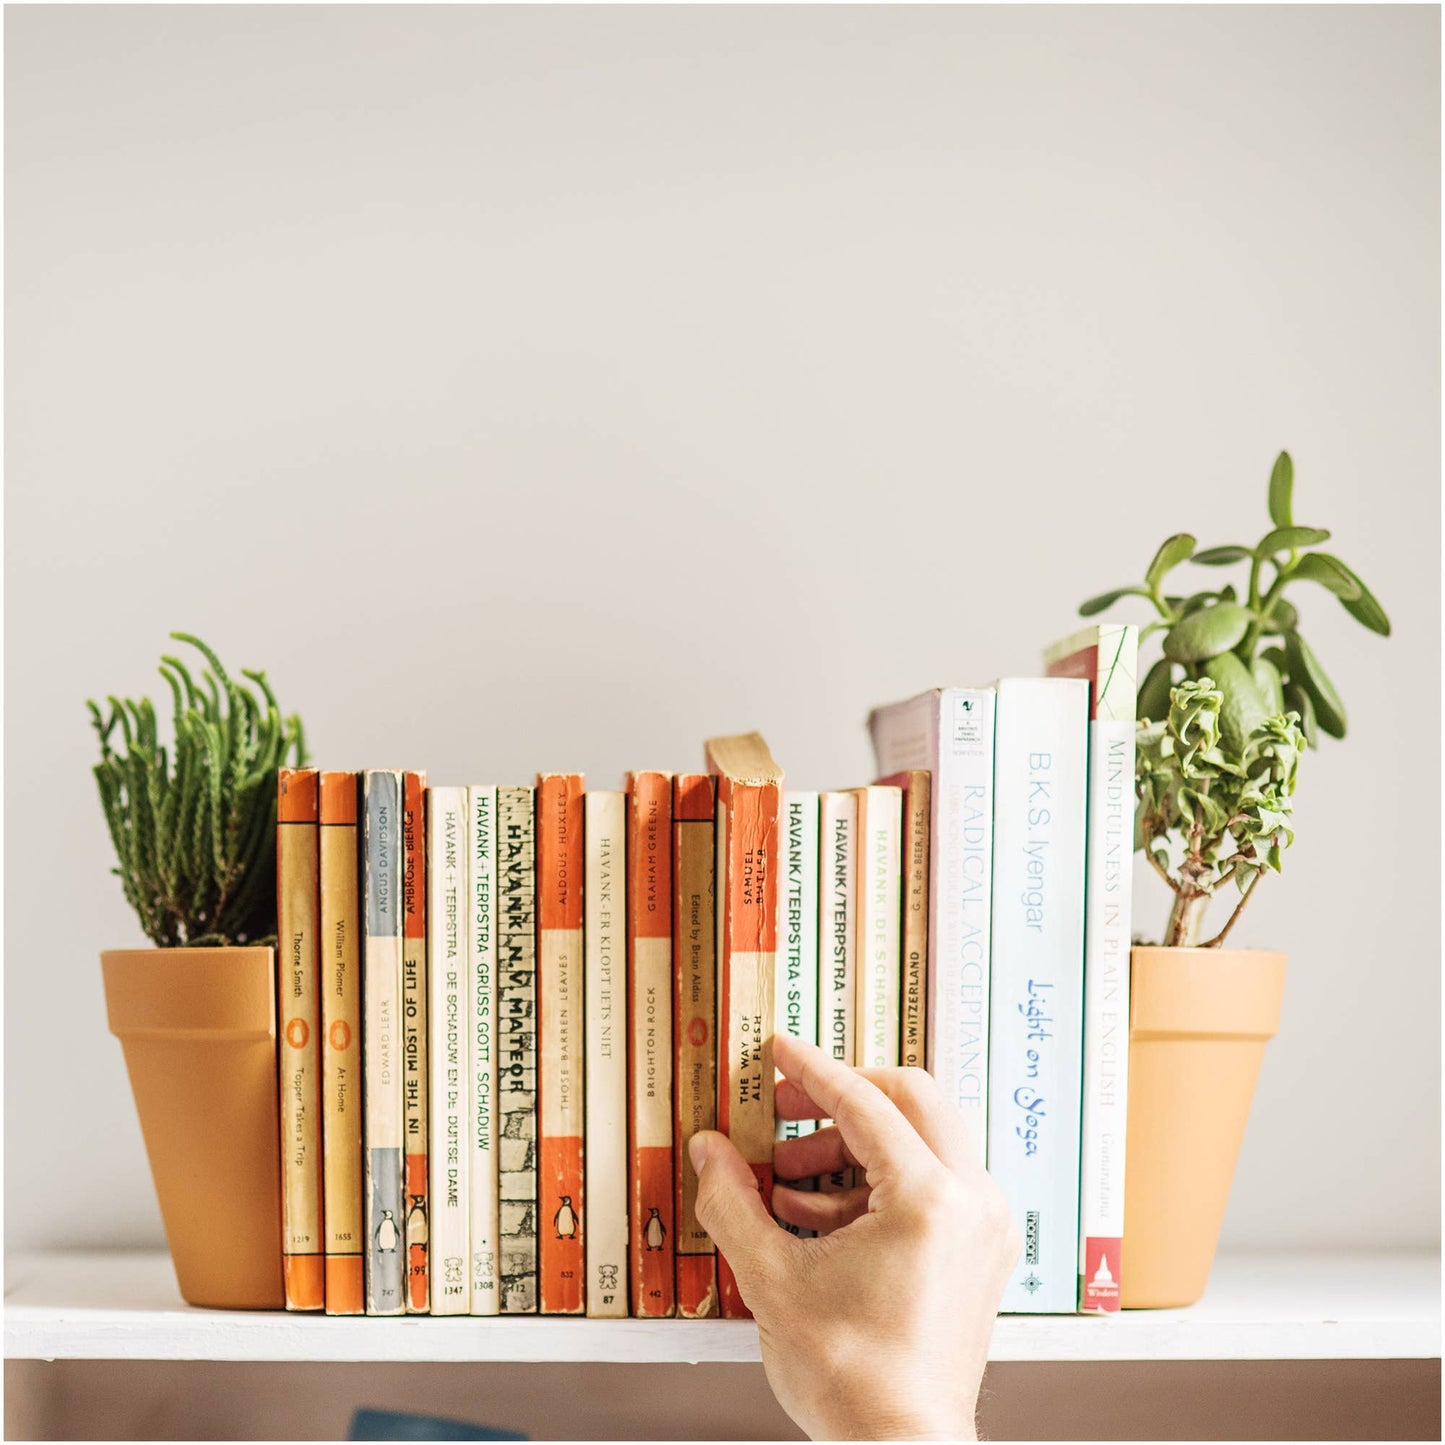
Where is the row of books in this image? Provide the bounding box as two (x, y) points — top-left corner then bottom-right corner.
(273, 622), (1137, 1318)
(275, 733), (780, 1318)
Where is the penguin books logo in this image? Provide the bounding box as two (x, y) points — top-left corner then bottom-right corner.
(598, 1263), (619, 1293)
(554, 1196), (578, 1239)
(376, 1209), (399, 1253)
(643, 1207), (666, 1251)
(329, 1020), (351, 1051)
(285, 1018), (309, 1050)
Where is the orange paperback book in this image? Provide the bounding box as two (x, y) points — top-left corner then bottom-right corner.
(673, 774), (718, 1319)
(319, 772), (364, 1315)
(401, 771), (429, 1312)
(277, 768), (325, 1310)
(626, 771), (675, 1318)
(537, 773), (586, 1315)
(705, 733), (781, 1319)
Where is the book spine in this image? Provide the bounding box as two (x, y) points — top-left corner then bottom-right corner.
(402, 771), (429, 1313)
(320, 772), (364, 1315)
(674, 774), (719, 1316)
(537, 773), (586, 1315)
(1043, 623), (1137, 1313)
(584, 791), (629, 1318)
(468, 786), (500, 1316)
(987, 679), (1089, 1313)
(893, 772), (931, 1070)
(853, 786), (902, 1070)
(363, 769), (406, 1316)
(627, 771), (675, 1318)
(426, 787), (470, 1316)
(777, 792), (819, 1238)
(714, 775), (779, 1318)
(817, 789), (857, 1196)
(277, 768), (324, 1311)
(497, 786), (538, 1314)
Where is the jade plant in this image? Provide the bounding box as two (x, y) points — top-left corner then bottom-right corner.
(89, 633), (307, 947)
(1081, 452), (1389, 947)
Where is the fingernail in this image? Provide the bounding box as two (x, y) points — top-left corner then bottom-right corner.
(688, 1133), (710, 1172)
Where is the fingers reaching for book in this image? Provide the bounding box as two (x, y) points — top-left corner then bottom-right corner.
(772, 1182), (871, 1236)
(771, 1034), (936, 1188)
(688, 1129), (792, 1293)
(774, 1124), (860, 1182)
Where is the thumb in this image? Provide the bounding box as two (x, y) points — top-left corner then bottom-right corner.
(690, 1130), (786, 1290)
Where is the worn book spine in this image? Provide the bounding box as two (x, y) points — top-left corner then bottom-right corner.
(777, 791), (820, 1237)
(426, 787), (470, 1316)
(708, 765), (780, 1319)
(852, 785), (902, 1070)
(1045, 623), (1137, 1314)
(877, 771), (930, 1070)
(987, 678), (1089, 1314)
(674, 773), (719, 1316)
(817, 789), (857, 1196)
(363, 769), (406, 1316)
(869, 689), (996, 1159)
(627, 771), (675, 1318)
(401, 771), (429, 1313)
(320, 772), (363, 1315)
(584, 791), (628, 1318)
(537, 772), (586, 1315)
(497, 785), (539, 1314)
(468, 786), (500, 1316)
(278, 768), (324, 1311)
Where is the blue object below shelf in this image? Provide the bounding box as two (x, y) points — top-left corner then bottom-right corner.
(348, 1407), (527, 1441)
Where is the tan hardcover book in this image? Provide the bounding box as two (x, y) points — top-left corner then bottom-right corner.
(673, 773), (718, 1319)
(320, 772), (364, 1315)
(705, 732), (781, 1319)
(537, 772), (586, 1315)
(278, 768), (324, 1311)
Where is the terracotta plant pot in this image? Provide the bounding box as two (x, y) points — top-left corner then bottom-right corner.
(102, 946), (284, 1309)
(1121, 946), (1287, 1309)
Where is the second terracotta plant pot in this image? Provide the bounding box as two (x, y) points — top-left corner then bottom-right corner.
(102, 945), (284, 1309)
(1121, 945), (1287, 1309)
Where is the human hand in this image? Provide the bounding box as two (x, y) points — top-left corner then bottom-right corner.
(689, 1033), (1020, 1442)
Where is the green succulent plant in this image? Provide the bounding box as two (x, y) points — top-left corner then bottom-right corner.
(1082, 451), (1388, 946)
(89, 633), (308, 948)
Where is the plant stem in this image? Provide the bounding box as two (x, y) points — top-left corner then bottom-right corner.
(1165, 888), (1212, 947)
(1144, 845), (1181, 894)
(1242, 564), (1292, 659)
(1200, 872), (1262, 948)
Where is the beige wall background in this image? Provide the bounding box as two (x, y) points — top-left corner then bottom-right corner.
(6, 4), (1439, 1261)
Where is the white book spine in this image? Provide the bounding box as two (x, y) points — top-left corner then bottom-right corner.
(817, 791), (856, 1195)
(426, 787), (470, 1315)
(584, 791), (628, 1318)
(854, 786), (902, 1070)
(870, 688), (996, 1159)
(468, 787), (500, 1315)
(987, 678), (1089, 1314)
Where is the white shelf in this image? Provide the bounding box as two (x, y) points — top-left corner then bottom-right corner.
(5, 1249), (1438, 1365)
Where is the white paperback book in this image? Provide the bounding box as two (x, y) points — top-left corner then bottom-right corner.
(426, 786), (470, 1315)
(868, 687), (996, 1160)
(467, 786), (500, 1316)
(777, 793), (820, 1234)
(584, 791), (628, 1317)
(817, 791), (856, 1195)
(853, 786), (903, 1069)
(986, 677), (1089, 1314)
(1044, 624), (1137, 1313)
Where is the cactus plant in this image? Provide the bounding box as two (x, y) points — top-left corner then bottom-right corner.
(88, 633), (308, 947)
(1082, 452), (1388, 946)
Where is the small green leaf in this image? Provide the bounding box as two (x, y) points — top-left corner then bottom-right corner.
(1331, 560), (1391, 636)
(1260, 644), (1289, 673)
(1194, 545), (1253, 565)
(1080, 586), (1145, 617)
(1291, 552), (1362, 601)
(1257, 526), (1330, 555)
(1283, 682), (1318, 747)
(1145, 533), (1197, 591)
(1252, 656), (1285, 714)
(1163, 602), (1252, 663)
(1263, 598), (1299, 633)
(1207, 651), (1271, 753)
(1268, 451), (1294, 527)
(1285, 631), (1347, 738)
(1137, 657), (1174, 721)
